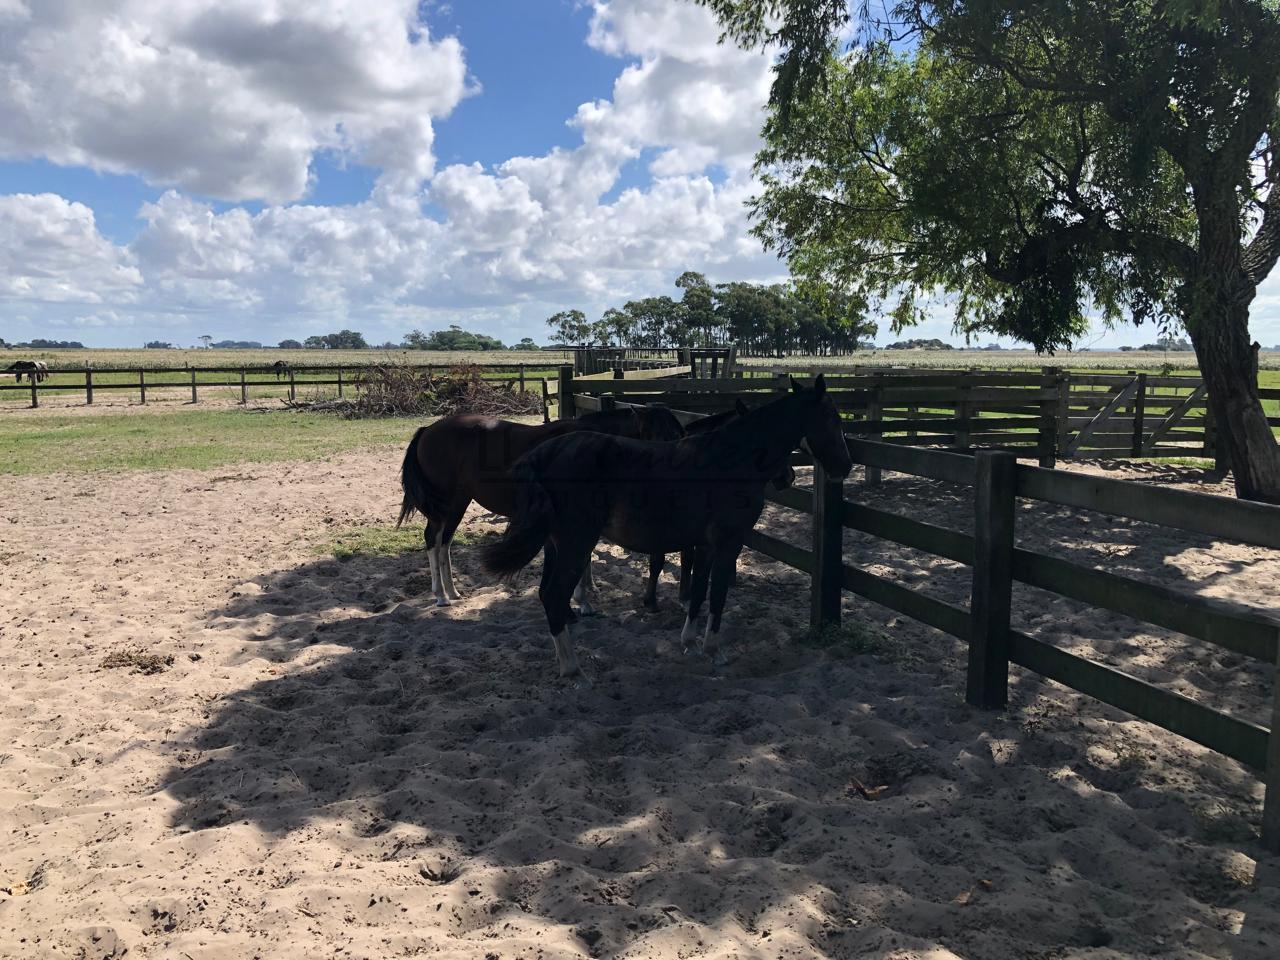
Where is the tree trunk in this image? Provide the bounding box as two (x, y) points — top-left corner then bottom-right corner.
(1186, 292), (1280, 503)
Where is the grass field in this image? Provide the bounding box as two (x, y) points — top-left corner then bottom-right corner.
(0, 410), (421, 474)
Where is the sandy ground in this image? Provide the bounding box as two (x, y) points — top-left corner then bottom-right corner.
(2, 444), (1279, 960)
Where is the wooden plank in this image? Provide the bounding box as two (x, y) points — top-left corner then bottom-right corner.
(1007, 631), (1269, 770)
(743, 529), (814, 573)
(968, 452), (1016, 709)
(1066, 379), (1138, 455)
(1013, 548), (1279, 662)
(1144, 383), (1208, 449)
(1131, 373), (1147, 456)
(1264, 644), (1280, 852)
(841, 503), (973, 564)
(766, 486), (813, 513)
(810, 466), (845, 627)
(1015, 464), (1280, 549)
(573, 393), (602, 413)
(558, 365), (575, 420)
(847, 439), (977, 485)
(841, 563), (971, 639)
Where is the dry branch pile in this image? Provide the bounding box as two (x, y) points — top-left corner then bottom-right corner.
(285, 363), (544, 418)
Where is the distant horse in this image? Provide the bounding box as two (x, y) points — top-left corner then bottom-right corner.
(483, 376), (852, 681)
(272, 360), (291, 381)
(7, 360), (49, 383)
(397, 405), (685, 607)
(643, 400), (796, 610)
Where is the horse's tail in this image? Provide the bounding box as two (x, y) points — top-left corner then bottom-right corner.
(481, 459), (552, 578)
(396, 426), (444, 527)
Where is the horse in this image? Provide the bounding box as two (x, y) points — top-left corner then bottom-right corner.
(272, 360), (291, 381)
(397, 405), (685, 607)
(482, 375), (852, 682)
(642, 400), (797, 610)
(7, 360), (48, 383)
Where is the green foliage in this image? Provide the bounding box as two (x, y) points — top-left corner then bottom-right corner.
(403, 325), (505, 351)
(277, 339), (303, 349)
(303, 330), (369, 350)
(546, 309), (591, 345)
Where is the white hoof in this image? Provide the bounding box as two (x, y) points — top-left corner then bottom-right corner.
(435, 597), (452, 608)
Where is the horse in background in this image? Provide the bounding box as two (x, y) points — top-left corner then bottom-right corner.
(397, 405), (685, 607)
(482, 376), (852, 682)
(272, 360), (291, 381)
(7, 360), (49, 383)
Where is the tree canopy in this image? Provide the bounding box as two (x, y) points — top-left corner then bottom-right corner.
(403, 325), (505, 351)
(699, 0), (1280, 500)
(547, 271), (877, 355)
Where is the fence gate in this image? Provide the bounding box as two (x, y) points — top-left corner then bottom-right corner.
(1063, 374), (1209, 459)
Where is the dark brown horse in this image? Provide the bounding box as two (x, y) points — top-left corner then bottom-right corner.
(482, 376), (852, 681)
(397, 405), (685, 606)
(7, 360), (48, 383)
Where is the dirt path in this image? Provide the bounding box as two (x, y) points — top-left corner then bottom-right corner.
(1, 450), (1277, 959)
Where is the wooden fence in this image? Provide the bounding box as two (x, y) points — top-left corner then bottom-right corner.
(554, 365), (1280, 465)
(571, 388), (1280, 853)
(0, 362), (554, 408)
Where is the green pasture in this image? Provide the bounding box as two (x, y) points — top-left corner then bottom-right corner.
(0, 410), (421, 475)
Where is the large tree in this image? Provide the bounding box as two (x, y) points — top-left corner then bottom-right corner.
(701, 0), (1280, 501)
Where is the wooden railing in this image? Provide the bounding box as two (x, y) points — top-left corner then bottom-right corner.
(573, 390), (1280, 852)
(0, 362), (555, 407)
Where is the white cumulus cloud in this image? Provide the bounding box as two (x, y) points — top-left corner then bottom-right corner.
(0, 1), (469, 203)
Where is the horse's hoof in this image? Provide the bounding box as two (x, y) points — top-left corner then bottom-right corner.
(435, 597), (452, 608)
(573, 603), (597, 618)
(562, 670), (593, 689)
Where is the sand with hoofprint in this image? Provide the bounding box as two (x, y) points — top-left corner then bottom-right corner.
(1, 439), (1278, 959)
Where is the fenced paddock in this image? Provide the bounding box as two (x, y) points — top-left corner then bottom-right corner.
(571, 376), (1280, 853)
(0, 362), (561, 408)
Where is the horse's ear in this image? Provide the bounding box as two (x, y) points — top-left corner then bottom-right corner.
(789, 376), (803, 394)
(814, 373), (826, 397)
(735, 398), (749, 415)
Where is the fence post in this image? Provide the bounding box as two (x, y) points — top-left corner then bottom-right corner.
(287, 367), (296, 402)
(810, 462), (844, 630)
(557, 365), (576, 421)
(85, 370), (93, 405)
(239, 367), (247, 405)
(541, 378), (551, 423)
(966, 451), (1017, 710)
(955, 382), (972, 451)
(600, 393), (617, 412)
(1263, 634), (1280, 853)
(1038, 366), (1057, 468)
(865, 383), (883, 487)
(518, 364), (525, 394)
(29, 376), (37, 408)
(1055, 371), (1072, 461)
(190, 367), (198, 404)
(139, 369), (146, 405)
(337, 368), (344, 398)
(1131, 373), (1147, 456)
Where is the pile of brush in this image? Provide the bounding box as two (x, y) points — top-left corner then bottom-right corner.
(285, 363), (544, 418)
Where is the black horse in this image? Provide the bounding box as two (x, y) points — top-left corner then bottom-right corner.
(271, 360), (291, 381)
(644, 399), (796, 610)
(483, 376), (852, 680)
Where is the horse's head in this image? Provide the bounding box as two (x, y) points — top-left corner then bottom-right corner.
(634, 403), (685, 442)
(791, 374), (852, 479)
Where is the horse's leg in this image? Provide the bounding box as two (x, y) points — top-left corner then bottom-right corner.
(677, 549), (694, 607)
(572, 548), (597, 616)
(539, 537), (593, 684)
(702, 543), (744, 666)
(439, 507), (467, 602)
(423, 516), (450, 607)
(680, 547), (711, 654)
(643, 552), (663, 611)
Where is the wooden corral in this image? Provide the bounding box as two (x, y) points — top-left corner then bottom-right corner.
(570, 379), (1280, 853)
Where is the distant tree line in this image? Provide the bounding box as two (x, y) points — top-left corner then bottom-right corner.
(546, 271), (877, 356)
(4, 338), (85, 349)
(885, 338), (954, 351)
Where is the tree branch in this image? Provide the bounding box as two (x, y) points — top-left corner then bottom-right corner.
(1243, 179), (1280, 285)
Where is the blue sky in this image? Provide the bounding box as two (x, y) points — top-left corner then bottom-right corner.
(0, 0), (1277, 350)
